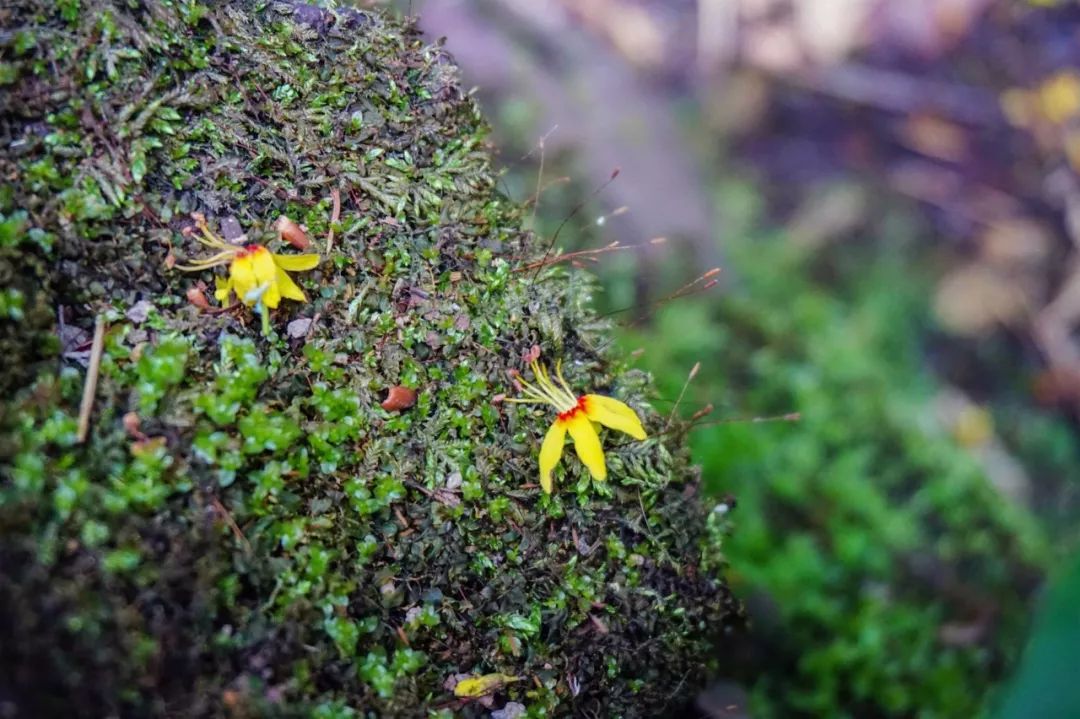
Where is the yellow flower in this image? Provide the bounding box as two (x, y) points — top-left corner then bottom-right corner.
(211, 244), (318, 309)
(1039, 71), (1080, 125)
(453, 673), (520, 698)
(508, 359), (647, 493)
(176, 215), (319, 309)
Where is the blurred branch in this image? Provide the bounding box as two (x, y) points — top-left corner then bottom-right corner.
(789, 63), (1003, 126)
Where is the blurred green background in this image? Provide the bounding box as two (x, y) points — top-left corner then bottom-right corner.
(388, 1), (1080, 715)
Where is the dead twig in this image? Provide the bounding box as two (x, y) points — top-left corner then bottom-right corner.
(665, 362), (700, 430)
(326, 188), (341, 255)
(304, 311), (322, 341)
(515, 235), (664, 273)
(210, 495), (252, 555)
(76, 315), (106, 443)
(599, 267), (721, 320)
(530, 167), (621, 282)
(789, 64), (1002, 127)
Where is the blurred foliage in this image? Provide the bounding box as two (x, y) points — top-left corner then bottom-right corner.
(995, 551), (1080, 719)
(614, 179), (1058, 717)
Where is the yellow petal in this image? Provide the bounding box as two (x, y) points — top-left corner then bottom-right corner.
(566, 412), (606, 481)
(453, 673), (520, 698)
(229, 247), (280, 307)
(275, 265), (308, 303)
(250, 246), (278, 285)
(214, 276), (233, 303)
(539, 419), (567, 493)
(229, 254), (258, 305)
(262, 278), (282, 309)
(583, 394), (647, 440)
(272, 253), (320, 272)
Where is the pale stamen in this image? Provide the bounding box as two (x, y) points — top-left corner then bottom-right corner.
(175, 249), (238, 271)
(505, 361), (580, 413)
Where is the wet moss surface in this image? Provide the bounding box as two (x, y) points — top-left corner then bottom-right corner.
(0, 2), (739, 716)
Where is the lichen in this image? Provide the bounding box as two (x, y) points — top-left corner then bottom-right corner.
(0, 2), (739, 716)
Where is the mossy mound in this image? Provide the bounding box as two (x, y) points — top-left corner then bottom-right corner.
(0, 2), (738, 717)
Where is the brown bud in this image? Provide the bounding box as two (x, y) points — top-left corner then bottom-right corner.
(122, 411), (143, 439)
(186, 285), (211, 310)
(275, 215), (310, 250)
(381, 386), (417, 412)
(222, 690), (241, 709)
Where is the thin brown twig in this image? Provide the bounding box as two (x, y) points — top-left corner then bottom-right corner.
(516, 237), (667, 273)
(521, 176), (572, 209)
(304, 311), (322, 341)
(210, 495), (252, 555)
(689, 412), (802, 431)
(608, 408), (799, 450)
(326, 188), (341, 255)
(788, 63), (1000, 127)
(529, 133), (547, 230)
(665, 362), (700, 430)
(597, 267), (722, 321)
(529, 167), (621, 282)
(77, 315), (106, 443)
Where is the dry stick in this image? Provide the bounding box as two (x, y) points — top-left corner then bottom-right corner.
(530, 168), (621, 282)
(665, 361), (700, 430)
(790, 63), (1000, 126)
(529, 133), (547, 230)
(524, 199), (631, 265)
(524, 175), (572, 208)
(211, 495), (252, 555)
(76, 315), (106, 443)
(517, 236), (666, 273)
(610, 409), (800, 450)
(598, 267), (721, 320)
(689, 411), (802, 431)
(522, 125), (560, 202)
(304, 311), (322, 342)
(326, 188), (341, 255)
(590, 268), (723, 356)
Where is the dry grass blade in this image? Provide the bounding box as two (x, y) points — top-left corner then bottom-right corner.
(326, 188), (341, 255)
(77, 315), (106, 443)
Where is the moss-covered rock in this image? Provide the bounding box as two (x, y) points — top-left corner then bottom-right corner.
(0, 2), (739, 716)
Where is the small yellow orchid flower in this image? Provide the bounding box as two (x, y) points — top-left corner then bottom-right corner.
(208, 244), (318, 309)
(508, 359), (647, 493)
(453, 673), (520, 698)
(176, 214), (319, 309)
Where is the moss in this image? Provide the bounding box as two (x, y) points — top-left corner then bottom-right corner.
(0, 2), (739, 716)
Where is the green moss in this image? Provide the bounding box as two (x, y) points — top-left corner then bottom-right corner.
(0, 2), (738, 716)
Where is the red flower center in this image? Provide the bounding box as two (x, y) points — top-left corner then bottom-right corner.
(557, 396), (587, 422)
(237, 244), (266, 257)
